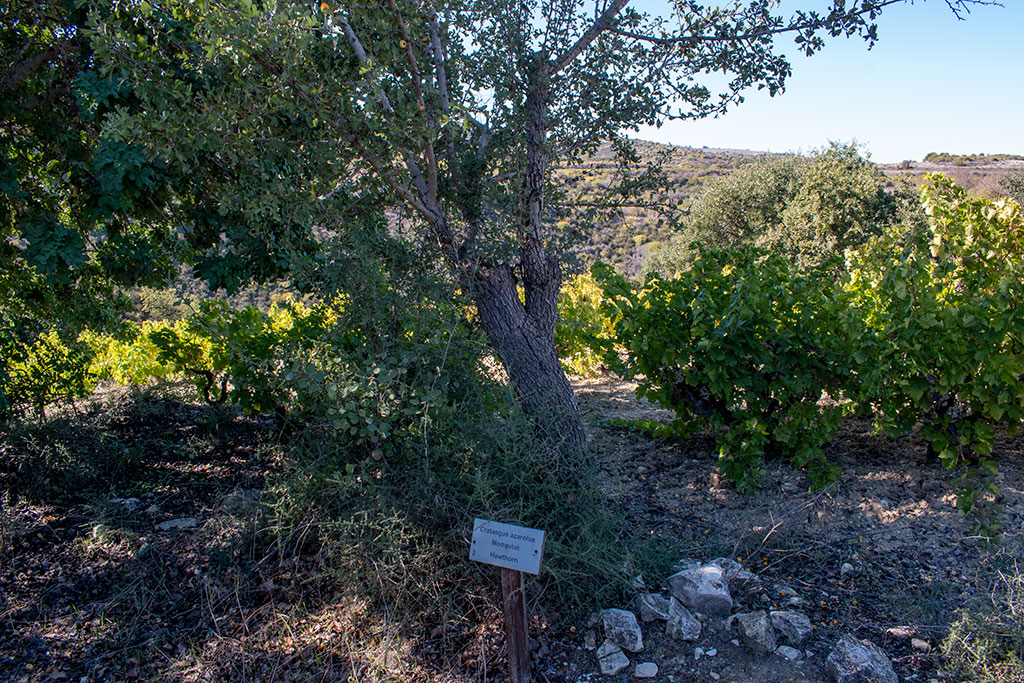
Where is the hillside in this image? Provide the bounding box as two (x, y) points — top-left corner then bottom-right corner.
(561, 141), (1024, 276)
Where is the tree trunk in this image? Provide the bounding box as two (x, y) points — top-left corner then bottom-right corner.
(418, 53), (586, 451)
(473, 263), (587, 452)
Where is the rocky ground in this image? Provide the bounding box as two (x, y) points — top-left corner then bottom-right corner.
(2, 378), (1022, 682)
(529, 377), (1024, 682)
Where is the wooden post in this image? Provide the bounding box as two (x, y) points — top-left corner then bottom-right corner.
(500, 567), (530, 683)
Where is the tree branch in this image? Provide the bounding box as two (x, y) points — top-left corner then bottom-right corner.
(601, 0), (996, 47)
(386, 0), (439, 203)
(1, 86), (72, 123)
(549, 0), (631, 75)
(428, 10), (451, 116)
(337, 14), (394, 114)
(1, 42), (72, 93)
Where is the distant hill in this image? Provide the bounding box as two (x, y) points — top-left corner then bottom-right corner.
(559, 141), (1024, 276)
(555, 141), (778, 275)
(879, 154), (1024, 199)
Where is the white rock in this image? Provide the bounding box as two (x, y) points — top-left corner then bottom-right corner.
(776, 583), (800, 597)
(840, 562), (856, 576)
(776, 645), (802, 661)
(665, 597), (702, 641)
(771, 610), (813, 646)
(668, 564), (733, 616)
(736, 611), (777, 657)
(635, 662), (658, 678)
(602, 608), (644, 652)
(694, 646), (704, 660)
(156, 517), (199, 531)
(710, 557), (759, 588)
(706, 648), (717, 657)
(636, 593), (671, 622)
(825, 634), (897, 683)
(596, 640), (630, 676)
(911, 638), (931, 653)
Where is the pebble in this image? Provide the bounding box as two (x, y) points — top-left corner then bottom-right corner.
(912, 638), (931, 653)
(635, 662), (658, 678)
(776, 645), (801, 660)
(155, 517), (199, 531)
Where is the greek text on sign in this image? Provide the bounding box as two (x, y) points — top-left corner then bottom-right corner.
(469, 518), (546, 575)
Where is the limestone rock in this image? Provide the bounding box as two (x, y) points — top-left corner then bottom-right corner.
(825, 634), (898, 683)
(635, 662), (658, 678)
(912, 638), (931, 653)
(771, 610), (813, 646)
(596, 640), (630, 676)
(669, 563), (733, 616)
(736, 610), (777, 657)
(710, 557), (759, 588)
(665, 597), (702, 641)
(776, 645), (802, 661)
(156, 517), (199, 531)
(602, 608), (644, 653)
(636, 593), (671, 622)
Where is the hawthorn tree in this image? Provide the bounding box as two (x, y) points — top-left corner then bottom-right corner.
(87, 0), (988, 449)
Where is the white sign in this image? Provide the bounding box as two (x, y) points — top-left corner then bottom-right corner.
(469, 518), (546, 575)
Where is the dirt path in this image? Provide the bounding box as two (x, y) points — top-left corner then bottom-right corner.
(556, 376), (1024, 682)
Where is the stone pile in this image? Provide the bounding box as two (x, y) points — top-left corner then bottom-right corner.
(586, 556), (897, 681)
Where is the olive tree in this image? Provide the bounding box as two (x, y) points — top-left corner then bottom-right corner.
(88, 0), (987, 450)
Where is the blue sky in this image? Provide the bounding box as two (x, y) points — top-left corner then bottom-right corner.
(627, 1), (1022, 163)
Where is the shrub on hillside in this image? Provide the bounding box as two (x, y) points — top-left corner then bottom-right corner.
(646, 143), (915, 274)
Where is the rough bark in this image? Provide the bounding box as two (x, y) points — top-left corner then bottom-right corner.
(397, 50), (587, 452)
(460, 53), (587, 452)
(473, 263), (586, 451)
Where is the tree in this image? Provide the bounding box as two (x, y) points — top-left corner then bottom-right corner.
(87, 0), (987, 450)
(0, 1), (185, 414)
(768, 143), (910, 267)
(1002, 169), (1024, 205)
(645, 143), (916, 274)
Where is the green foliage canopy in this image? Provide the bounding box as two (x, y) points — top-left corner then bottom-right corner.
(646, 143), (914, 274)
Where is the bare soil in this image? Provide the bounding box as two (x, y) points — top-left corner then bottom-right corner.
(546, 376), (1024, 682)
(2, 378), (1022, 682)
